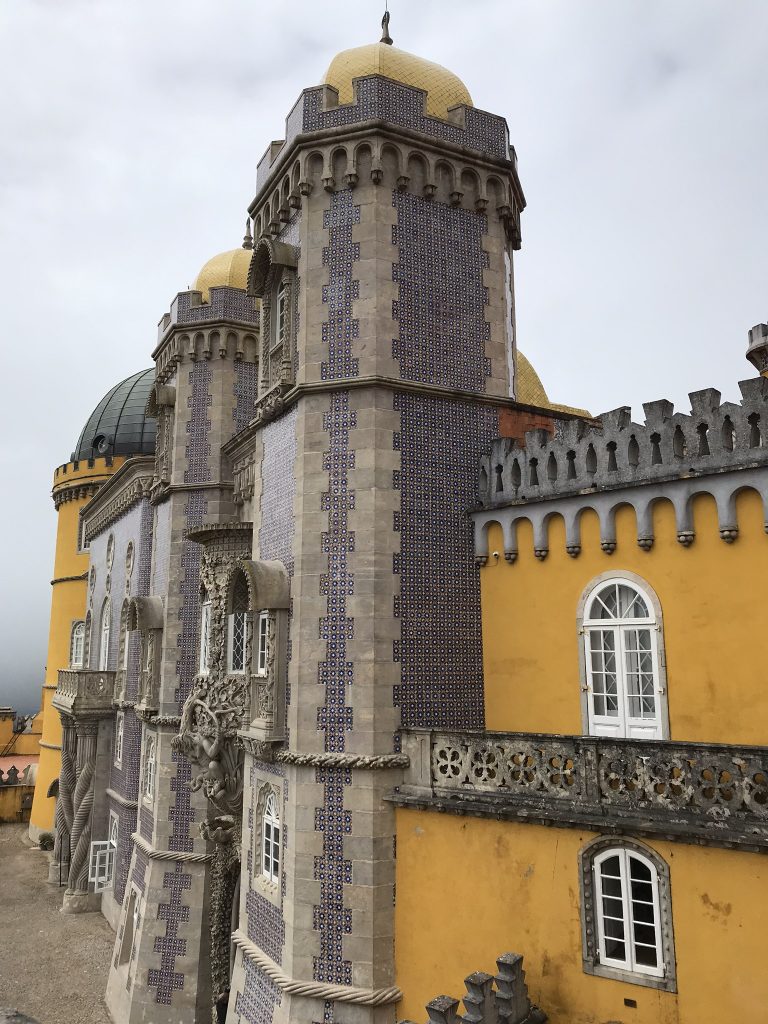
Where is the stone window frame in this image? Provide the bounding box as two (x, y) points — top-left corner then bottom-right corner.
(69, 619), (85, 669)
(226, 568), (251, 676)
(579, 835), (677, 993)
(98, 597), (112, 672)
(251, 780), (282, 908)
(141, 731), (156, 804)
(576, 570), (670, 741)
(117, 883), (141, 966)
(83, 610), (92, 669)
(261, 267), (295, 393)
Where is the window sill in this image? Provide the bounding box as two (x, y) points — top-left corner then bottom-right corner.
(583, 960), (676, 993)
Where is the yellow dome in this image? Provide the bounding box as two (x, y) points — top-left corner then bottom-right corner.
(323, 43), (473, 121)
(517, 351), (591, 418)
(193, 248), (252, 302)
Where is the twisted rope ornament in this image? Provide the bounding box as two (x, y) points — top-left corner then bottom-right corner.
(232, 931), (401, 1006)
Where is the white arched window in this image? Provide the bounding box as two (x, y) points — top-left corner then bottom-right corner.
(594, 847), (663, 977)
(275, 279), (288, 350)
(199, 595), (211, 674)
(582, 578), (664, 740)
(99, 599), (112, 672)
(227, 574), (249, 674)
(70, 621), (85, 669)
(262, 792), (280, 884)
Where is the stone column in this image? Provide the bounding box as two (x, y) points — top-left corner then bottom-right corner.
(62, 719), (100, 913)
(49, 715), (76, 884)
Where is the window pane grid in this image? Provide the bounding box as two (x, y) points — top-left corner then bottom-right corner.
(262, 793), (280, 883)
(596, 850), (662, 978)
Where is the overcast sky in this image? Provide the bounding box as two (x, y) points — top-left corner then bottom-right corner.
(0, 0), (766, 713)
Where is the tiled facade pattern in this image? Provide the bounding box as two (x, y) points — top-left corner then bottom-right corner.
(151, 498), (172, 598)
(393, 393), (496, 729)
(234, 960), (282, 1024)
(389, 191), (497, 729)
(144, 353), (214, 1003)
(321, 192), (361, 381)
(185, 363), (213, 485)
(313, 392), (355, 985)
(393, 191), (491, 392)
(235, 361), (260, 434)
(148, 862), (193, 1004)
(257, 408), (298, 570)
(173, 287), (259, 327)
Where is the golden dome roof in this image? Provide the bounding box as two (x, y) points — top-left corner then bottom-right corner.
(193, 248), (252, 302)
(323, 42), (473, 121)
(517, 352), (591, 417)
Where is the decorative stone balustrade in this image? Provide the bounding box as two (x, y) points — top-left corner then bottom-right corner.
(396, 730), (768, 851)
(474, 379), (768, 558)
(53, 670), (116, 718)
(398, 952), (545, 1024)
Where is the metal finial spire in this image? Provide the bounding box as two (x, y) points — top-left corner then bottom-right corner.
(243, 218), (253, 250)
(380, 8), (393, 45)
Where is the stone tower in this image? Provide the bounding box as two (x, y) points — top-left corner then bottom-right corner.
(225, 24), (526, 1024)
(102, 21), (529, 1024)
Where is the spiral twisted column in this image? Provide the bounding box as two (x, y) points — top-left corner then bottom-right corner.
(50, 716), (77, 883)
(66, 720), (98, 895)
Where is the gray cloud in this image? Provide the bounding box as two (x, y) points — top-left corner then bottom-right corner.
(0, 0), (766, 711)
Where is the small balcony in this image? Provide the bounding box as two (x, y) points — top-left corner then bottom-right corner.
(53, 670), (116, 718)
(395, 729), (768, 851)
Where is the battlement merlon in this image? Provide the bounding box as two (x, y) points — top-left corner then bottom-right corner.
(478, 376), (768, 511)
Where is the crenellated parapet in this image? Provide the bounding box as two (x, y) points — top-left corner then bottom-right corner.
(474, 378), (768, 560)
(261, 75), (511, 194)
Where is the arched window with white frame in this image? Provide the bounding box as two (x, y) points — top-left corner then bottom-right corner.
(70, 621), (85, 669)
(580, 576), (667, 740)
(580, 837), (676, 991)
(262, 791), (280, 884)
(227, 573), (250, 675)
(99, 598), (112, 672)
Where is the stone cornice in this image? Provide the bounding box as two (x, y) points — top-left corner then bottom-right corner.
(52, 481), (104, 510)
(222, 376), (581, 459)
(249, 115), (521, 220)
(81, 457), (154, 543)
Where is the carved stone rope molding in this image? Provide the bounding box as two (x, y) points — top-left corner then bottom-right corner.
(276, 750), (410, 770)
(232, 930), (402, 1006)
(132, 831), (211, 864)
(105, 788), (138, 809)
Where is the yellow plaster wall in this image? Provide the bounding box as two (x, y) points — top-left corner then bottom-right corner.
(482, 491), (768, 744)
(395, 807), (768, 1024)
(29, 457), (121, 834)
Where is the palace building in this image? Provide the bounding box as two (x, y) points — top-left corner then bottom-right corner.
(29, 15), (767, 1024)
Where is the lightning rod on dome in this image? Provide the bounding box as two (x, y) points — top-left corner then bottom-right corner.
(242, 218), (253, 250)
(380, 7), (393, 45)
